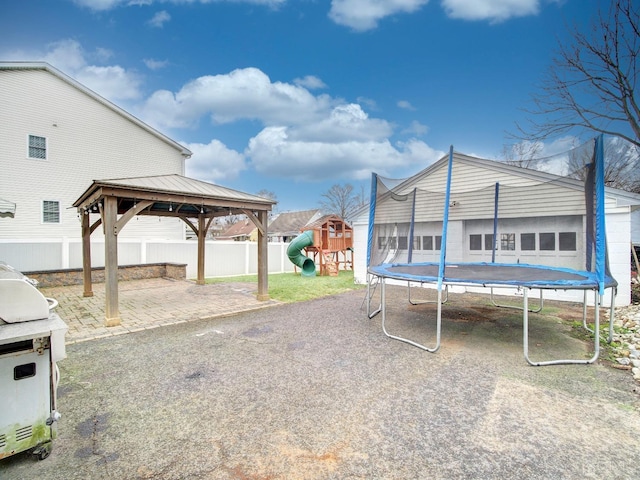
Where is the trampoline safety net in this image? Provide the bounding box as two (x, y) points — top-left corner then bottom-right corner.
(364, 135), (640, 294)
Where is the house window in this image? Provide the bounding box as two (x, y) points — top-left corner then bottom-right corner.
(559, 232), (577, 251)
(28, 135), (47, 160)
(42, 200), (60, 223)
(413, 236), (421, 250)
(500, 233), (515, 250)
(398, 236), (408, 249)
(484, 234), (494, 251)
(422, 236), (433, 250)
(521, 233), (536, 251)
(540, 232), (555, 251)
(435, 235), (442, 250)
(469, 234), (482, 250)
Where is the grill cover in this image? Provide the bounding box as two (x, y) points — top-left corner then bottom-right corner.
(0, 264), (50, 323)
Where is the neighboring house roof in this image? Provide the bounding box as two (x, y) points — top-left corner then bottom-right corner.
(268, 209), (322, 237)
(218, 219), (257, 239)
(0, 62), (192, 157)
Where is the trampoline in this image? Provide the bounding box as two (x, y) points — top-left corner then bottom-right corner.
(365, 135), (621, 366)
(369, 262), (617, 289)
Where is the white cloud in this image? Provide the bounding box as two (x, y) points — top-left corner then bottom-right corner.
(329, 0), (429, 31)
(141, 67), (338, 129)
(395, 138), (443, 163)
(0, 39), (143, 101)
(441, 0), (540, 22)
(148, 10), (171, 28)
(246, 126), (443, 181)
(141, 66), (443, 183)
(327, 0), (543, 30)
(290, 104), (393, 143)
(95, 47), (114, 62)
(293, 75), (327, 90)
(76, 65), (142, 100)
(357, 96), (378, 111)
(42, 39), (87, 72)
(402, 120), (429, 136)
(397, 100), (416, 110)
(71, 0), (124, 10)
(72, 0), (286, 12)
(144, 58), (170, 70)
(183, 139), (247, 183)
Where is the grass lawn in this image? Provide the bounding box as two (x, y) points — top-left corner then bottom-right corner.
(206, 270), (365, 303)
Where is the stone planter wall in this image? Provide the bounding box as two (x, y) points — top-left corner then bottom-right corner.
(23, 263), (187, 287)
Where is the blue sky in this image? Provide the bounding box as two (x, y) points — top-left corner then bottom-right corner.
(1, 0), (600, 212)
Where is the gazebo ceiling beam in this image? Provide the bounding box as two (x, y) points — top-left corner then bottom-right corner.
(76, 186), (271, 211)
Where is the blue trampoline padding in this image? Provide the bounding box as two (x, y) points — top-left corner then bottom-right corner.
(368, 262), (618, 290)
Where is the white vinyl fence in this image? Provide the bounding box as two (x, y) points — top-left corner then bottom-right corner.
(0, 238), (297, 278)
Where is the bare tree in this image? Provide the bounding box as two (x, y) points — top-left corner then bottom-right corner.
(501, 140), (544, 168)
(517, 0), (639, 147)
(255, 189), (278, 203)
(319, 183), (365, 219)
(565, 136), (640, 192)
(255, 189), (279, 217)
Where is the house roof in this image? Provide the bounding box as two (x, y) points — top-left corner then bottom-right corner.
(218, 219), (257, 239)
(0, 62), (192, 157)
(268, 209), (322, 236)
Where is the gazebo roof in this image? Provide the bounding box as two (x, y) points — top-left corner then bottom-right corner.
(73, 174), (275, 218)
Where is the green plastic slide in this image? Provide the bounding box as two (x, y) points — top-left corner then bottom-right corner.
(287, 230), (316, 277)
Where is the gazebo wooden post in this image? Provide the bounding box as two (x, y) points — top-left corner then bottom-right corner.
(196, 213), (206, 285)
(81, 210), (93, 297)
(257, 210), (269, 301)
(103, 196), (121, 326)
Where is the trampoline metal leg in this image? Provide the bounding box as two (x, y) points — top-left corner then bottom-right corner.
(491, 287), (543, 313)
(581, 288), (616, 344)
(524, 288), (601, 366)
(409, 282), (448, 305)
(608, 288), (616, 344)
(365, 274), (382, 319)
(381, 278), (441, 352)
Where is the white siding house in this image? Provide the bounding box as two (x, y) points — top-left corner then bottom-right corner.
(0, 62), (191, 242)
(352, 152), (640, 306)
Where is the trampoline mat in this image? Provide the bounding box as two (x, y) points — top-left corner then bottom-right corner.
(369, 262), (617, 290)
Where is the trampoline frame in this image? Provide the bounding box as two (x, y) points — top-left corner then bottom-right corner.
(366, 264), (616, 366)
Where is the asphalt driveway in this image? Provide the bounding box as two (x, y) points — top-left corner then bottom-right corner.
(2, 285), (639, 479)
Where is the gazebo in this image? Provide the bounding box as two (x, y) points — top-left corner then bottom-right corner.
(73, 174), (275, 326)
